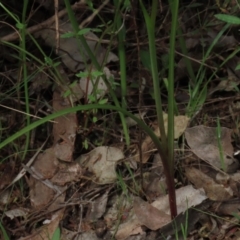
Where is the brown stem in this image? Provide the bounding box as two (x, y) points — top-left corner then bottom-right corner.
(157, 147), (177, 219)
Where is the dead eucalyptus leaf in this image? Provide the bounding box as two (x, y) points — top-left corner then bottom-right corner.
(132, 113), (189, 163)
(185, 125), (239, 173)
(77, 146), (124, 184)
(185, 167), (233, 201)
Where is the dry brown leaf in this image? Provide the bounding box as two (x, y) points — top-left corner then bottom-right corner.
(52, 89), (77, 162)
(86, 189), (110, 222)
(114, 185), (207, 239)
(213, 199), (240, 215)
(35, 21), (118, 72)
(29, 148), (59, 209)
(185, 167), (233, 201)
(19, 210), (64, 240)
(77, 146), (124, 184)
(60, 229), (101, 240)
(185, 125), (239, 173)
(115, 214), (143, 240)
(51, 162), (82, 185)
(152, 185), (207, 214)
(27, 67), (78, 240)
(133, 113), (189, 163)
(133, 197), (171, 230)
(143, 153), (166, 200)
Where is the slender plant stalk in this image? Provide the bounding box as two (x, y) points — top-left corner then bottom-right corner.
(140, 0), (179, 218)
(139, 0), (167, 148)
(167, 0), (179, 218)
(113, 0), (127, 110)
(20, 0), (30, 159)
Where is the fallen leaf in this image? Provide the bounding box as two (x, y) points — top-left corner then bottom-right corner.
(133, 113), (189, 163)
(143, 153), (166, 200)
(213, 199), (240, 215)
(114, 185), (207, 239)
(19, 210), (64, 240)
(185, 125), (239, 172)
(86, 189), (110, 222)
(35, 21), (118, 72)
(4, 208), (29, 220)
(77, 146), (124, 184)
(152, 185), (207, 215)
(60, 229), (101, 240)
(51, 162), (82, 185)
(185, 167), (233, 201)
(133, 197), (171, 230)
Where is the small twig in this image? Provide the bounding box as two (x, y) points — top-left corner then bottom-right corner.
(175, 50), (217, 70)
(79, 0), (109, 28)
(0, 103), (56, 122)
(0, 0), (86, 42)
(54, 0), (60, 54)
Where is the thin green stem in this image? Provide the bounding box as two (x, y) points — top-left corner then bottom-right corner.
(167, 0), (179, 218)
(113, 0), (127, 110)
(20, 0), (30, 159)
(64, 0), (130, 145)
(139, 0), (167, 148)
(140, 0), (179, 219)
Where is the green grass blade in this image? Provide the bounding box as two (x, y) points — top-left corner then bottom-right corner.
(20, 0), (30, 159)
(139, 0), (167, 148)
(0, 104), (164, 157)
(168, 0), (179, 176)
(0, 222), (10, 240)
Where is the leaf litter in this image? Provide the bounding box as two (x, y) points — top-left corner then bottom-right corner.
(1, 1), (240, 240)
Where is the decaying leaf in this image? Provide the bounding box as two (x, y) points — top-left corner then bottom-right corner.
(185, 167), (233, 201)
(19, 210), (64, 240)
(60, 228), (101, 240)
(143, 153), (166, 200)
(77, 146), (124, 184)
(4, 208), (29, 220)
(152, 185), (207, 215)
(133, 197), (171, 230)
(132, 113), (189, 163)
(25, 68), (79, 238)
(86, 189), (110, 222)
(35, 21), (118, 72)
(51, 162), (82, 185)
(213, 199), (240, 216)
(185, 168), (233, 201)
(185, 125), (239, 172)
(114, 185), (207, 239)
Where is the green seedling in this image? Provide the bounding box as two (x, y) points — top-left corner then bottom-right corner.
(64, 0), (130, 146)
